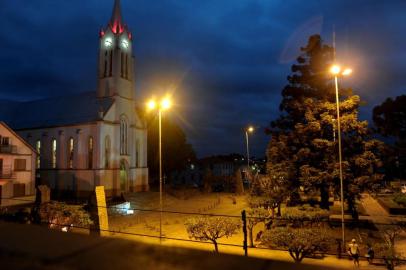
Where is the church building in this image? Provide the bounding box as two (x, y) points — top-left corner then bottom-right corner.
(0, 0), (149, 198)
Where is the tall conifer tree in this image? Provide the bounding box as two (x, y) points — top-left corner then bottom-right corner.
(267, 35), (384, 214)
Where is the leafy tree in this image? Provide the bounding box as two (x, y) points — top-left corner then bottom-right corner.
(266, 34), (384, 215)
(249, 175), (288, 217)
(375, 226), (406, 270)
(185, 216), (240, 253)
(373, 95), (406, 142)
(247, 207), (269, 247)
(261, 227), (332, 262)
(373, 95), (406, 179)
(147, 115), (196, 183)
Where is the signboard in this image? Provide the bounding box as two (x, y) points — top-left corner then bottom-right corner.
(95, 186), (109, 236)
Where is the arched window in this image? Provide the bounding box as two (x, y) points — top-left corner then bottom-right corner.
(51, 139), (57, 169)
(105, 136), (111, 169)
(135, 139), (140, 167)
(88, 136), (93, 169)
(68, 138), (74, 169)
(120, 115), (128, 155)
(36, 140), (41, 169)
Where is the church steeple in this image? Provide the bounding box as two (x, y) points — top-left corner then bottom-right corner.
(110, 0), (124, 34)
(97, 0), (135, 99)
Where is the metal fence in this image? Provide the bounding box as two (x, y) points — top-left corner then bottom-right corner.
(1, 196), (406, 265)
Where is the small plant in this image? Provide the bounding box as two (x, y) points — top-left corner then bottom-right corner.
(185, 216), (240, 253)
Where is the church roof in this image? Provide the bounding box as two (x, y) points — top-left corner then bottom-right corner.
(110, 0), (125, 34)
(0, 92), (114, 130)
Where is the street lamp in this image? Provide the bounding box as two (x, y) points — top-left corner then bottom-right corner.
(330, 64), (352, 250)
(245, 126), (254, 177)
(147, 96), (172, 244)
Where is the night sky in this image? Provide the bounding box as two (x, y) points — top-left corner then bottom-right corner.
(1, 0), (405, 157)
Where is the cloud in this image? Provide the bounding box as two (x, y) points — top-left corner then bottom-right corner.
(0, 0), (405, 157)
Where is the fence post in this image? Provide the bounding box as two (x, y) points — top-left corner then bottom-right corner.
(242, 210), (248, 256)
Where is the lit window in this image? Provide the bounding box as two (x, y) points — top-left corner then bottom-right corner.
(135, 139), (140, 167)
(68, 138), (74, 169)
(120, 115), (128, 155)
(88, 137), (93, 169)
(105, 136), (111, 169)
(51, 139), (57, 169)
(36, 140), (41, 169)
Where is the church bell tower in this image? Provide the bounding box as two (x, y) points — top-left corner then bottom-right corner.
(97, 0), (134, 99)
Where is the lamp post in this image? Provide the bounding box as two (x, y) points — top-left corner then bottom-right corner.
(147, 96), (171, 244)
(329, 64), (352, 250)
(245, 126), (254, 178)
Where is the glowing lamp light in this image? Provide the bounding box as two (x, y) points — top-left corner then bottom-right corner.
(161, 98), (171, 110)
(342, 68), (352, 76)
(247, 126), (254, 133)
(330, 65), (341, 75)
(147, 100), (156, 110)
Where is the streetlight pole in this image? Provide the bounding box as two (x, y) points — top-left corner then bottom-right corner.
(330, 64), (352, 251)
(159, 109), (163, 244)
(245, 130), (250, 169)
(147, 97), (171, 244)
(245, 126), (254, 182)
(334, 75), (345, 250)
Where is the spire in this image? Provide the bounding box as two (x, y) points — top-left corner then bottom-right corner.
(110, 0), (124, 34)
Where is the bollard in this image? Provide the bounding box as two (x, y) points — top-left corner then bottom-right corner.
(242, 210), (248, 256)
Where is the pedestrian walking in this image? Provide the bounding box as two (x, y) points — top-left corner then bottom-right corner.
(366, 243), (375, 264)
(348, 239), (360, 267)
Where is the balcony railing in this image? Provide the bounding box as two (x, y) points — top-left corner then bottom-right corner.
(0, 165), (14, 179)
(0, 145), (17, 154)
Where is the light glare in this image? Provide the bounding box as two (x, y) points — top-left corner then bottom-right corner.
(342, 68), (352, 76)
(161, 98), (171, 110)
(330, 65), (341, 75)
(248, 126), (254, 133)
(147, 100), (156, 110)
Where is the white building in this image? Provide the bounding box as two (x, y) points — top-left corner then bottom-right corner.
(0, 122), (36, 206)
(0, 0), (148, 199)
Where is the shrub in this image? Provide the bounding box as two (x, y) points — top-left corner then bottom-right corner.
(281, 205), (329, 227)
(393, 193), (406, 207)
(261, 227), (332, 262)
(38, 202), (93, 231)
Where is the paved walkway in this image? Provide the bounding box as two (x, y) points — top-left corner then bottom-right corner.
(360, 193), (406, 257)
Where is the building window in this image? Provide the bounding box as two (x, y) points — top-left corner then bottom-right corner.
(105, 136), (110, 169)
(135, 139), (140, 167)
(36, 140), (41, 169)
(14, 159), (26, 171)
(1, 137), (10, 145)
(120, 115), (128, 155)
(88, 136), (93, 169)
(51, 139), (57, 169)
(68, 138), (74, 169)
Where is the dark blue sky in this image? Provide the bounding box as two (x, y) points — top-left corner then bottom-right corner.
(0, 0), (405, 157)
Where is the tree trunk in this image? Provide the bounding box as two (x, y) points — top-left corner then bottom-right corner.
(213, 240), (219, 253)
(319, 184), (330, 210)
(277, 204), (281, 217)
(347, 196), (358, 220)
(248, 227), (254, 247)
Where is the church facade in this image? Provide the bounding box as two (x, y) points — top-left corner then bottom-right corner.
(0, 0), (148, 198)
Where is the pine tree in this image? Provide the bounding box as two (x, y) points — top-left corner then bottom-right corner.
(267, 34), (384, 215)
